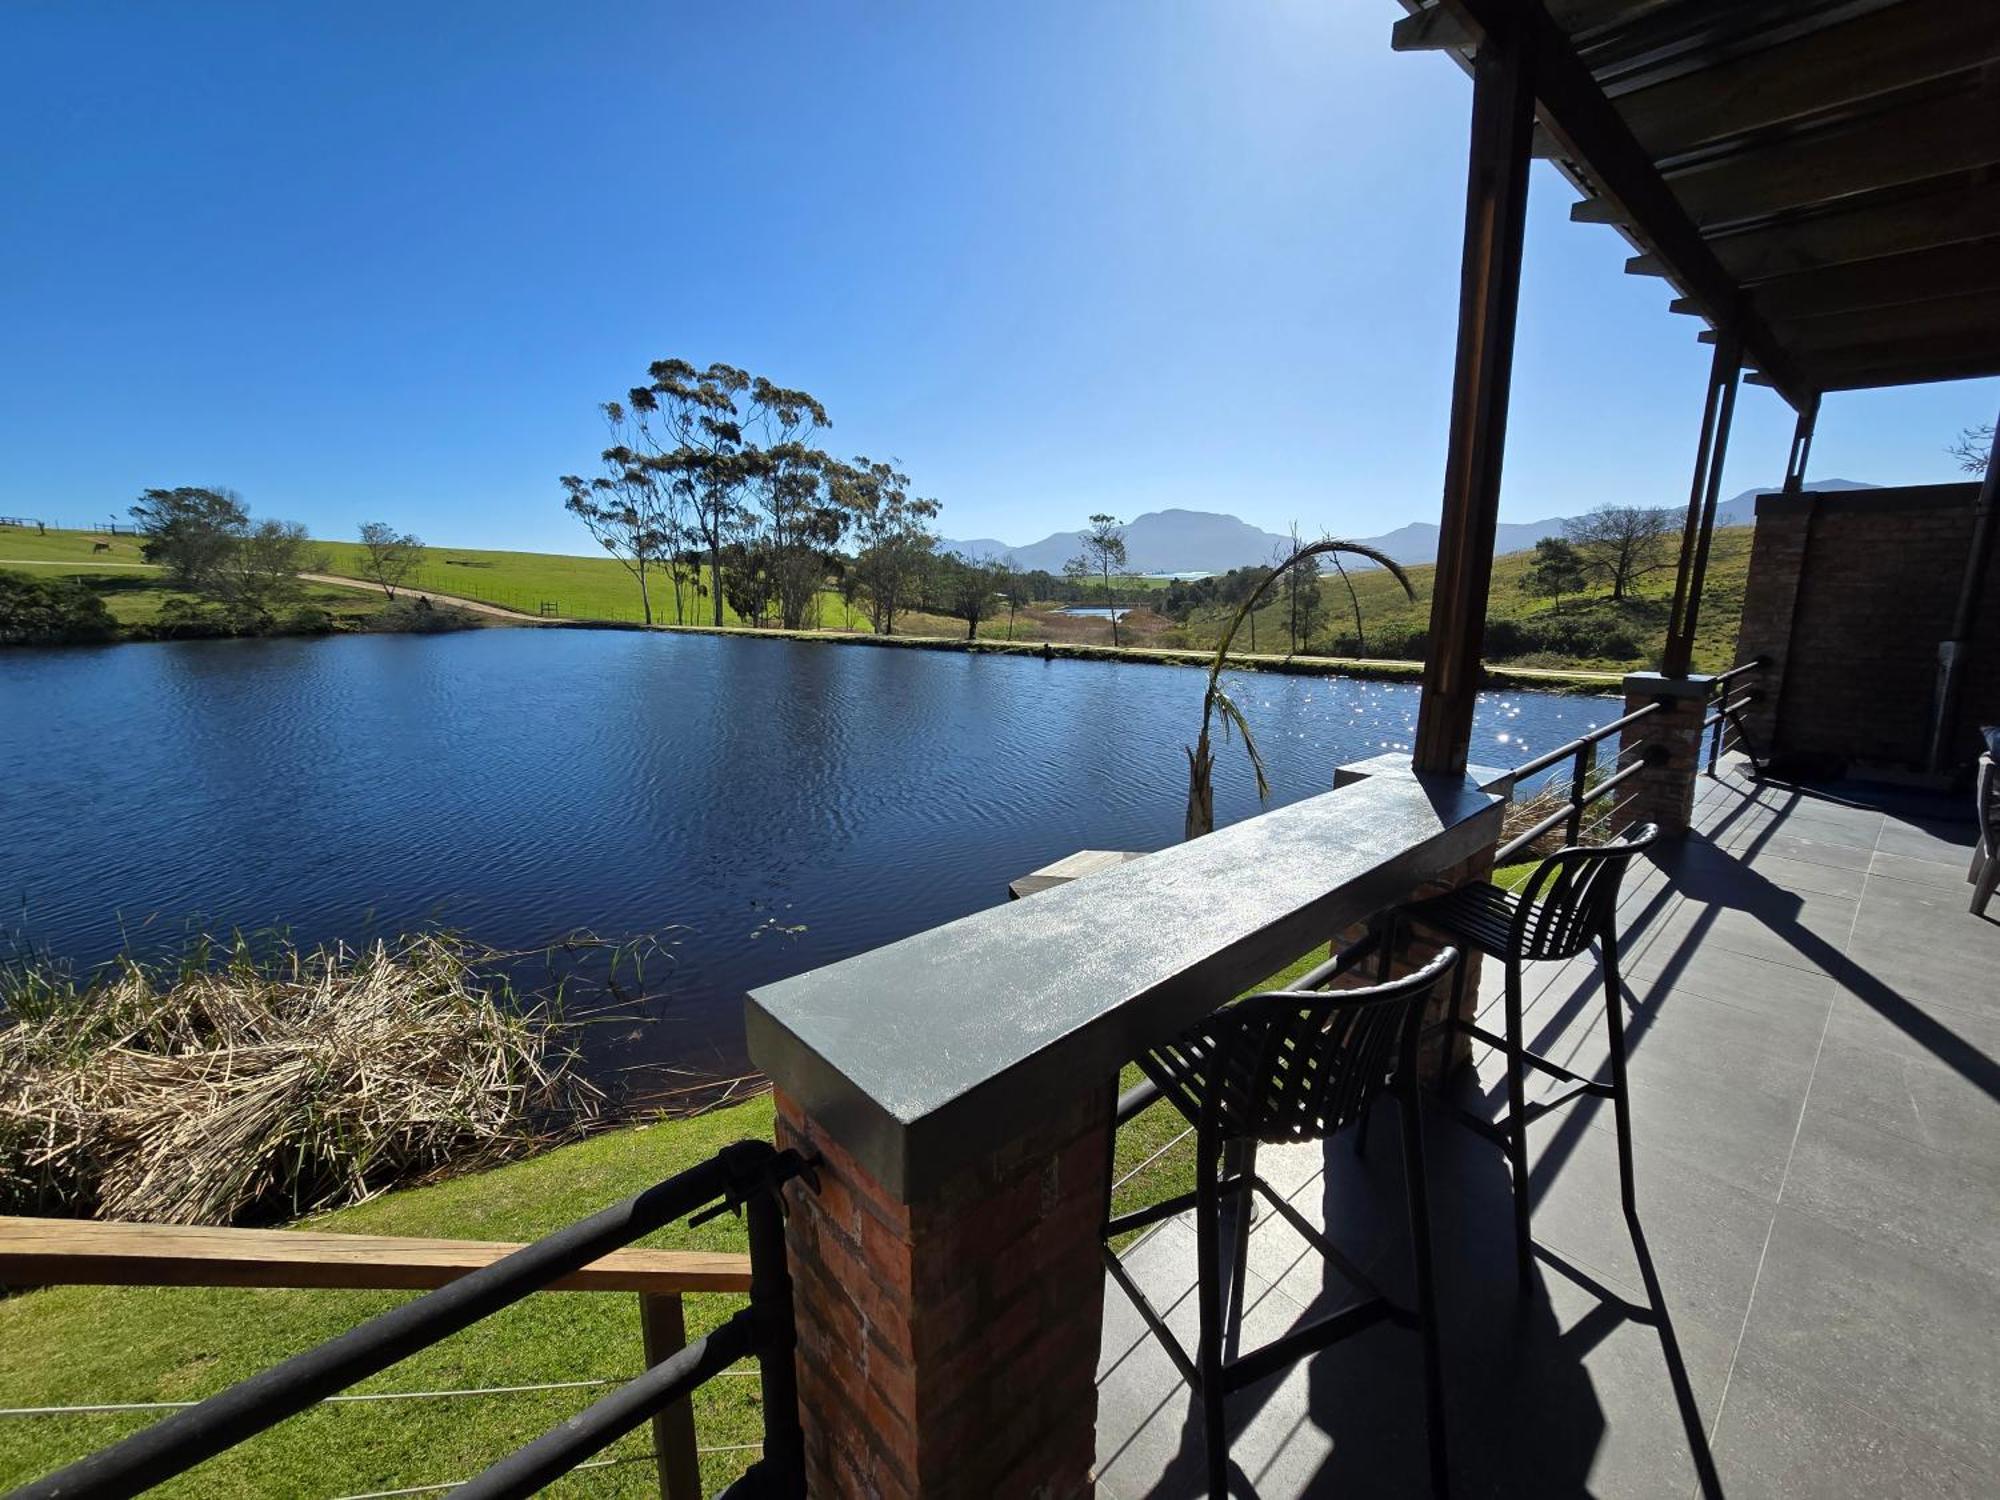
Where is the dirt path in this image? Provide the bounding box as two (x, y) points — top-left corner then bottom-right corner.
(298, 573), (562, 622)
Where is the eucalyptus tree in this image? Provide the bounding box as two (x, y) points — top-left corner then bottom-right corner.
(833, 457), (939, 636)
(1183, 535), (1413, 840)
(560, 402), (676, 626)
(621, 362), (839, 628)
(1069, 514), (1128, 645)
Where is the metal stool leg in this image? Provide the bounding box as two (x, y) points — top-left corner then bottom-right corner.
(1195, 1136), (1229, 1499)
(1598, 929), (1640, 1222)
(1501, 958), (1534, 1289)
(1399, 1071), (1451, 1498)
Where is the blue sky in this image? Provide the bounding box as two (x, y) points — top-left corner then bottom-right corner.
(5, 2), (1992, 555)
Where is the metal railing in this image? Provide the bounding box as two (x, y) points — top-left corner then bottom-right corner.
(1495, 700), (1664, 864)
(17, 1141), (814, 1500)
(1703, 658), (1767, 776)
(1495, 658), (1771, 865)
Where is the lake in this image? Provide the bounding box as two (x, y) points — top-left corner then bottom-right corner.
(1, 631), (1613, 1090)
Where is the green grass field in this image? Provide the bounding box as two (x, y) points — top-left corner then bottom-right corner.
(0, 529), (394, 634)
(1183, 525), (1755, 674)
(6, 522), (1755, 672)
(311, 540), (875, 630)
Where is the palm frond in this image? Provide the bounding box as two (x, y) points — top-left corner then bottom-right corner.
(1210, 687), (1270, 801)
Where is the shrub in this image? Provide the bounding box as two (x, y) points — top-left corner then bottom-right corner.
(139, 596), (273, 640)
(371, 596), (478, 634)
(281, 603), (336, 635)
(0, 574), (118, 646)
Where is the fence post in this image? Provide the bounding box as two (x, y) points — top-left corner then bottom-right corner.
(638, 1292), (702, 1500)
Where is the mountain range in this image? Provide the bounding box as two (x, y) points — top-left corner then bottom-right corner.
(941, 480), (1877, 575)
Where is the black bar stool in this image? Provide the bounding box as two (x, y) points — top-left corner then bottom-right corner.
(1102, 939), (1460, 1499)
(1395, 823), (1659, 1288)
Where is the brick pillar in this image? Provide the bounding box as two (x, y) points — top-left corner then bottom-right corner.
(1619, 672), (1712, 836)
(775, 1089), (1110, 1499)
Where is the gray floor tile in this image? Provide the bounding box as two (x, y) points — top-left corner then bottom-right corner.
(1716, 829), (1877, 872)
(1875, 818), (1978, 866)
(1781, 1102), (2000, 1283)
(1526, 1111), (1776, 1340)
(1869, 848), (1979, 893)
(1710, 1347), (1990, 1500)
(1733, 1206), (2000, 1478)
(1807, 1032), (2000, 1169)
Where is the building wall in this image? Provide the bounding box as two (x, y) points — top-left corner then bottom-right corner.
(1734, 482), (1994, 771)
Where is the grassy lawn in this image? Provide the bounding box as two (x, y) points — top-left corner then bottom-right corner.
(1173, 525), (1755, 674)
(312, 540), (875, 630)
(0, 529), (397, 635)
(0, 1099), (782, 1498)
(9, 522), (1756, 672)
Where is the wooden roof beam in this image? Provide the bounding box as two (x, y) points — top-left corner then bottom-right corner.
(1665, 79), (2000, 231)
(1437, 0), (1808, 404)
(1813, 346), (2000, 392)
(1698, 294), (2000, 355)
(1689, 240), (2000, 322)
(1691, 176), (2000, 284)
(1613, 5), (2000, 160)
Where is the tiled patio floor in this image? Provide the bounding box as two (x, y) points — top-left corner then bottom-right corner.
(1095, 763), (1998, 1498)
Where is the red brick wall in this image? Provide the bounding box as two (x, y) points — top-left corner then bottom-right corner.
(1734, 484), (1994, 770)
(775, 1089), (1108, 1499)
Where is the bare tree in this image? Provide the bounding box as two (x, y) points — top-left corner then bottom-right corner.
(356, 522), (425, 600)
(1562, 504), (1676, 602)
(1949, 423), (1994, 475)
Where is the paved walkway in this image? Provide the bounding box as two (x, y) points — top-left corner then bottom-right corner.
(1096, 763), (1996, 1498)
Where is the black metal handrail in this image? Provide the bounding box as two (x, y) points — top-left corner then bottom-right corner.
(1496, 700), (1663, 864)
(1703, 658), (1768, 776)
(17, 1140), (813, 1500)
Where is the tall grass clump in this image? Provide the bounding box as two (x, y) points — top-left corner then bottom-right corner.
(0, 933), (596, 1226)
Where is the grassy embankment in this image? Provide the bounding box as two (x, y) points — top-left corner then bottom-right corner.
(0, 530), (416, 636)
(309, 529), (1755, 675)
(0, 1017), (1300, 1499)
(9, 522), (1753, 675)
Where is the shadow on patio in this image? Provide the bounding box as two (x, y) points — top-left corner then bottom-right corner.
(1096, 761), (1998, 1499)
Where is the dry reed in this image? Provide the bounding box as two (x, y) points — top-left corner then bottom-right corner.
(0, 933), (597, 1225)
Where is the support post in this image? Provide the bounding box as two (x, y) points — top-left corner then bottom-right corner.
(1662, 333), (1742, 678)
(638, 1292), (701, 1500)
(776, 1092), (1109, 1498)
(1930, 397), (2000, 770)
(1411, 18), (1535, 775)
(1781, 393), (1820, 494)
(1619, 674), (1713, 836)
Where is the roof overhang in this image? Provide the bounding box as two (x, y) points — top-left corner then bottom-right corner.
(1394, 0), (2000, 405)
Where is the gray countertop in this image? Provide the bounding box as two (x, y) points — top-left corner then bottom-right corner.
(747, 766), (1504, 1197)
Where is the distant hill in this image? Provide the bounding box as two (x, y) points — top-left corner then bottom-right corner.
(942, 480), (1878, 575)
(942, 508), (1294, 574)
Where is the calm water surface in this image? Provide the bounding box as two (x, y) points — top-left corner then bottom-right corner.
(1, 632), (1612, 1084)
